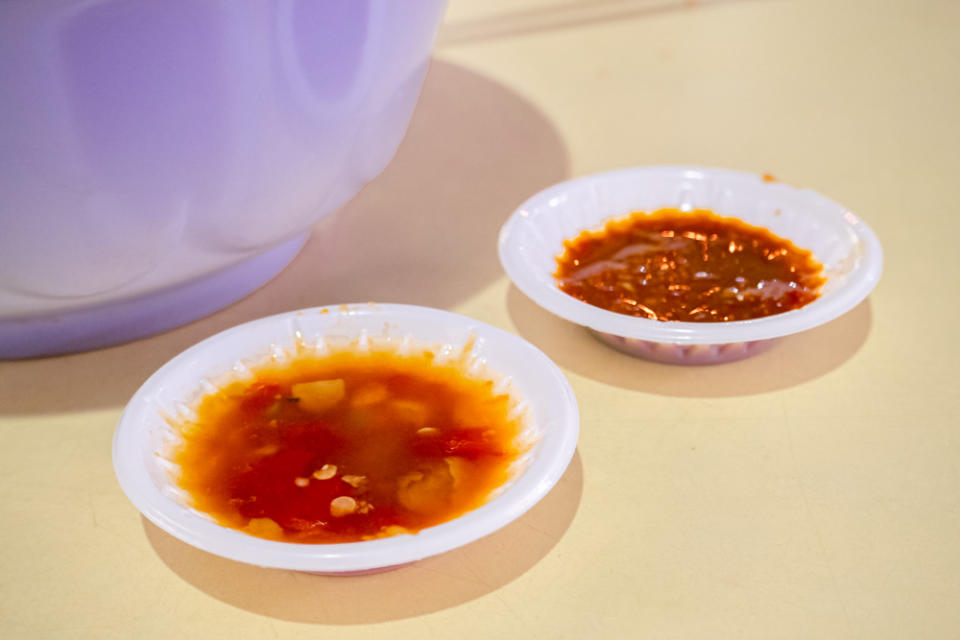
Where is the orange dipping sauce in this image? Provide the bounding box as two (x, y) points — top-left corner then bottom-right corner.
(555, 209), (824, 322)
(172, 348), (522, 543)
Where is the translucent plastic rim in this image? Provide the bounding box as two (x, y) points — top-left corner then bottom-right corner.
(113, 304), (579, 572)
(498, 166), (883, 344)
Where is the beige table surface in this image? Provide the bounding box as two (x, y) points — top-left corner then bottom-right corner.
(2, 1), (959, 638)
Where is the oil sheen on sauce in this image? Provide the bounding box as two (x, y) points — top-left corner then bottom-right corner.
(554, 208), (825, 322)
(172, 347), (522, 543)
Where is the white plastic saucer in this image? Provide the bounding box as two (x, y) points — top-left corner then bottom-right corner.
(113, 303), (579, 574)
(498, 166), (883, 365)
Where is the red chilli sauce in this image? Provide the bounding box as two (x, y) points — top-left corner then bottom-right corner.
(554, 208), (825, 322)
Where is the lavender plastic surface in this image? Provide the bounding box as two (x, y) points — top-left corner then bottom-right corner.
(0, 0), (447, 358)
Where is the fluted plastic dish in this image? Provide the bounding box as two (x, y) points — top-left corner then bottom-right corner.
(498, 166), (883, 364)
(112, 304), (579, 574)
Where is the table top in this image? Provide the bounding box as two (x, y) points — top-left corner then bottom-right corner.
(3, 1), (959, 638)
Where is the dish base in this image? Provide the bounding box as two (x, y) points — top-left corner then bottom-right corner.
(305, 561), (415, 577)
(590, 329), (777, 365)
